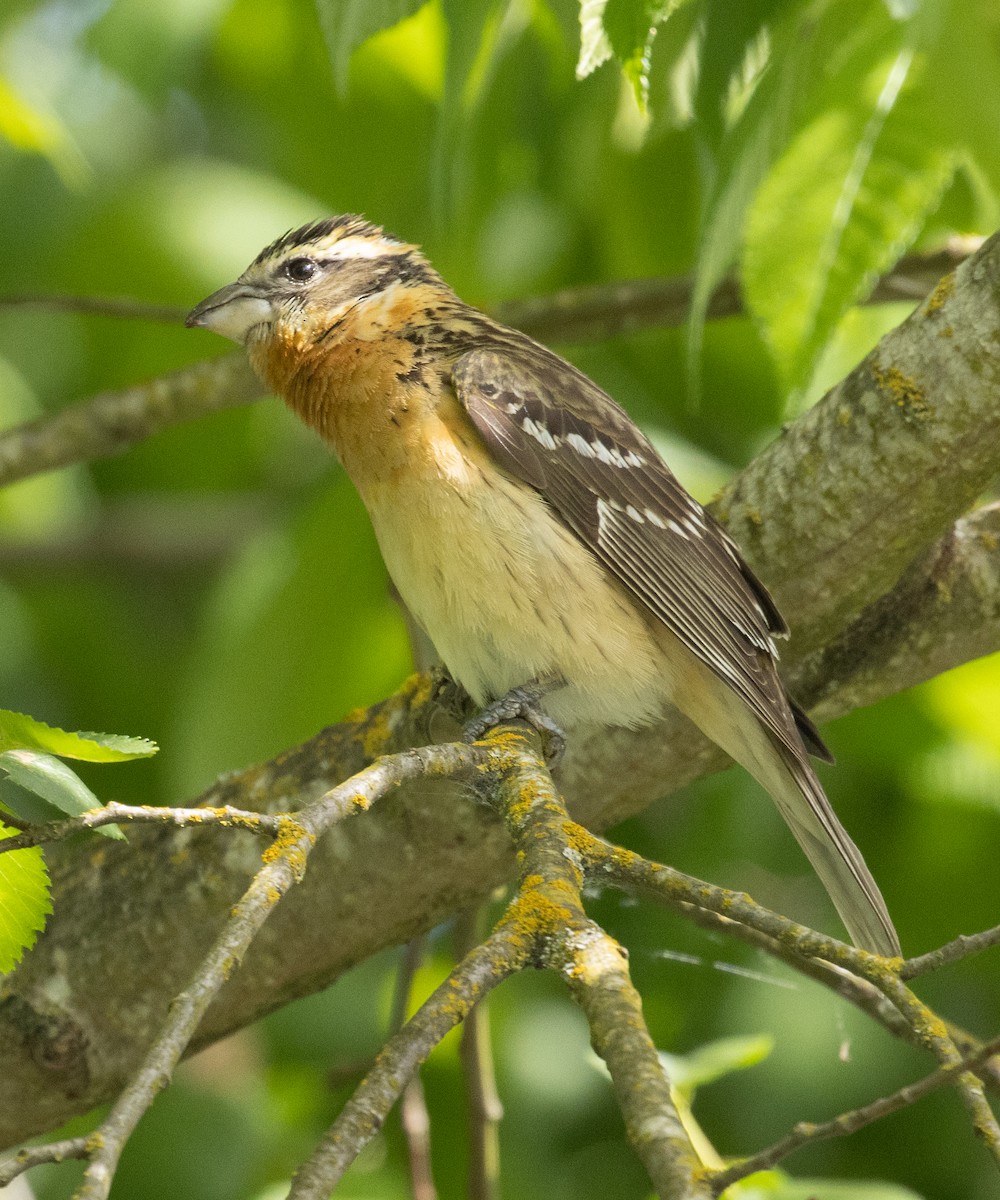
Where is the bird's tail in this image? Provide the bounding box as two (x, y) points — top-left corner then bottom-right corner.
(672, 661), (900, 957)
(753, 737), (900, 957)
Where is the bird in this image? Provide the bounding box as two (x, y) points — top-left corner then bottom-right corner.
(186, 214), (900, 957)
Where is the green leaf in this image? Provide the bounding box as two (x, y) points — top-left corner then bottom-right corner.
(0, 820), (51, 974)
(0, 751), (125, 839)
(686, 3), (809, 399)
(576, 0), (614, 80)
(576, 0), (689, 108)
(315, 0), (428, 93)
(0, 74), (89, 187)
(0, 710), (158, 763)
(744, 49), (955, 399)
(659, 1033), (773, 1100)
(603, 0), (688, 109)
(731, 1175), (925, 1199)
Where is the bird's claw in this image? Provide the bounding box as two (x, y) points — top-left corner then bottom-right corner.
(463, 684), (567, 768)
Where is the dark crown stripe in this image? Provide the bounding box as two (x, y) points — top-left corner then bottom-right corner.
(253, 215), (400, 265)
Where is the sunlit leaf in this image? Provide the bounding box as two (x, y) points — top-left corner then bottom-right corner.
(0, 74), (89, 187)
(0, 751), (125, 839)
(577, 0), (688, 108)
(315, 0), (428, 93)
(603, 0), (688, 109)
(576, 0), (614, 79)
(744, 50), (954, 399)
(0, 819), (51, 974)
(0, 710), (158, 763)
(730, 1175), (924, 1199)
(686, 6), (807, 399)
(660, 1033), (773, 1100)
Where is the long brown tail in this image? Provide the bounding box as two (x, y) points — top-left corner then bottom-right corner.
(762, 741), (900, 957)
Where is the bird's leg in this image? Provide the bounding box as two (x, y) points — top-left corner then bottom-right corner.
(463, 676), (567, 768)
(430, 666), (478, 722)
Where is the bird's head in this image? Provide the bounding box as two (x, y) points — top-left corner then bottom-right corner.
(185, 215), (445, 353)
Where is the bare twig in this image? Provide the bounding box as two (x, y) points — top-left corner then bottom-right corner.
(709, 1031), (1000, 1193)
(0, 354), (264, 489)
(389, 937), (438, 1200)
(0, 1137), (90, 1186)
(400, 1076), (437, 1200)
(670, 903), (1000, 1094)
(0, 801), (285, 856)
(485, 733), (712, 1200)
(901, 922), (1000, 980)
(456, 908), (503, 1200)
(288, 923), (528, 1200)
(579, 825), (1000, 1162)
(0, 294), (187, 322)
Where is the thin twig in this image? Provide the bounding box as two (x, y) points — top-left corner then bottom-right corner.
(401, 1075), (438, 1200)
(579, 823), (1000, 1162)
(0, 802), (285, 855)
(456, 908), (503, 1200)
(390, 937), (438, 1200)
(0, 294), (187, 322)
(0, 354), (265, 489)
(486, 733), (712, 1200)
(669, 902), (1000, 1093)
(902, 923), (1000, 979)
(0, 1137), (90, 1185)
(709, 1031), (1000, 1193)
(288, 923), (529, 1200)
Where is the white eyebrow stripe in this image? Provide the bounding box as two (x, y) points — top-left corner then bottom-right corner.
(314, 236), (403, 260)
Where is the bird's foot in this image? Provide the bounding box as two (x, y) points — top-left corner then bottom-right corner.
(463, 679), (567, 768)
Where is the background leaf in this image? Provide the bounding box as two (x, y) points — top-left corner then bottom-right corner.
(314, 0), (428, 93)
(0, 818), (51, 973)
(0, 749), (125, 838)
(0, 709), (158, 762)
(744, 45), (954, 398)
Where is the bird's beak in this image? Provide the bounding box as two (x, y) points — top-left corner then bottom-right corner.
(185, 282), (274, 345)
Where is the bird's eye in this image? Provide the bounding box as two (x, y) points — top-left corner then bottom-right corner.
(283, 257), (318, 283)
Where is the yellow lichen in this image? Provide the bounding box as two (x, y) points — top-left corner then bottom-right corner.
(872, 361), (930, 419)
(261, 816), (313, 881)
(360, 707), (394, 760)
(503, 885), (575, 944)
(923, 272), (954, 314)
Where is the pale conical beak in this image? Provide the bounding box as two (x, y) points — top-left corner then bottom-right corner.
(185, 282), (274, 345)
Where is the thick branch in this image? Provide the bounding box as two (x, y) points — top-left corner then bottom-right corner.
(715, 236), (1000, 653)
(793, 504), (1000, 719)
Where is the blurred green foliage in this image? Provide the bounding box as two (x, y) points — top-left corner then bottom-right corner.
(2, 0), (1000, 1196)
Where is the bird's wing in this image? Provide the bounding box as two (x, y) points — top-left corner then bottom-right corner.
(451, 342), (831, 764)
